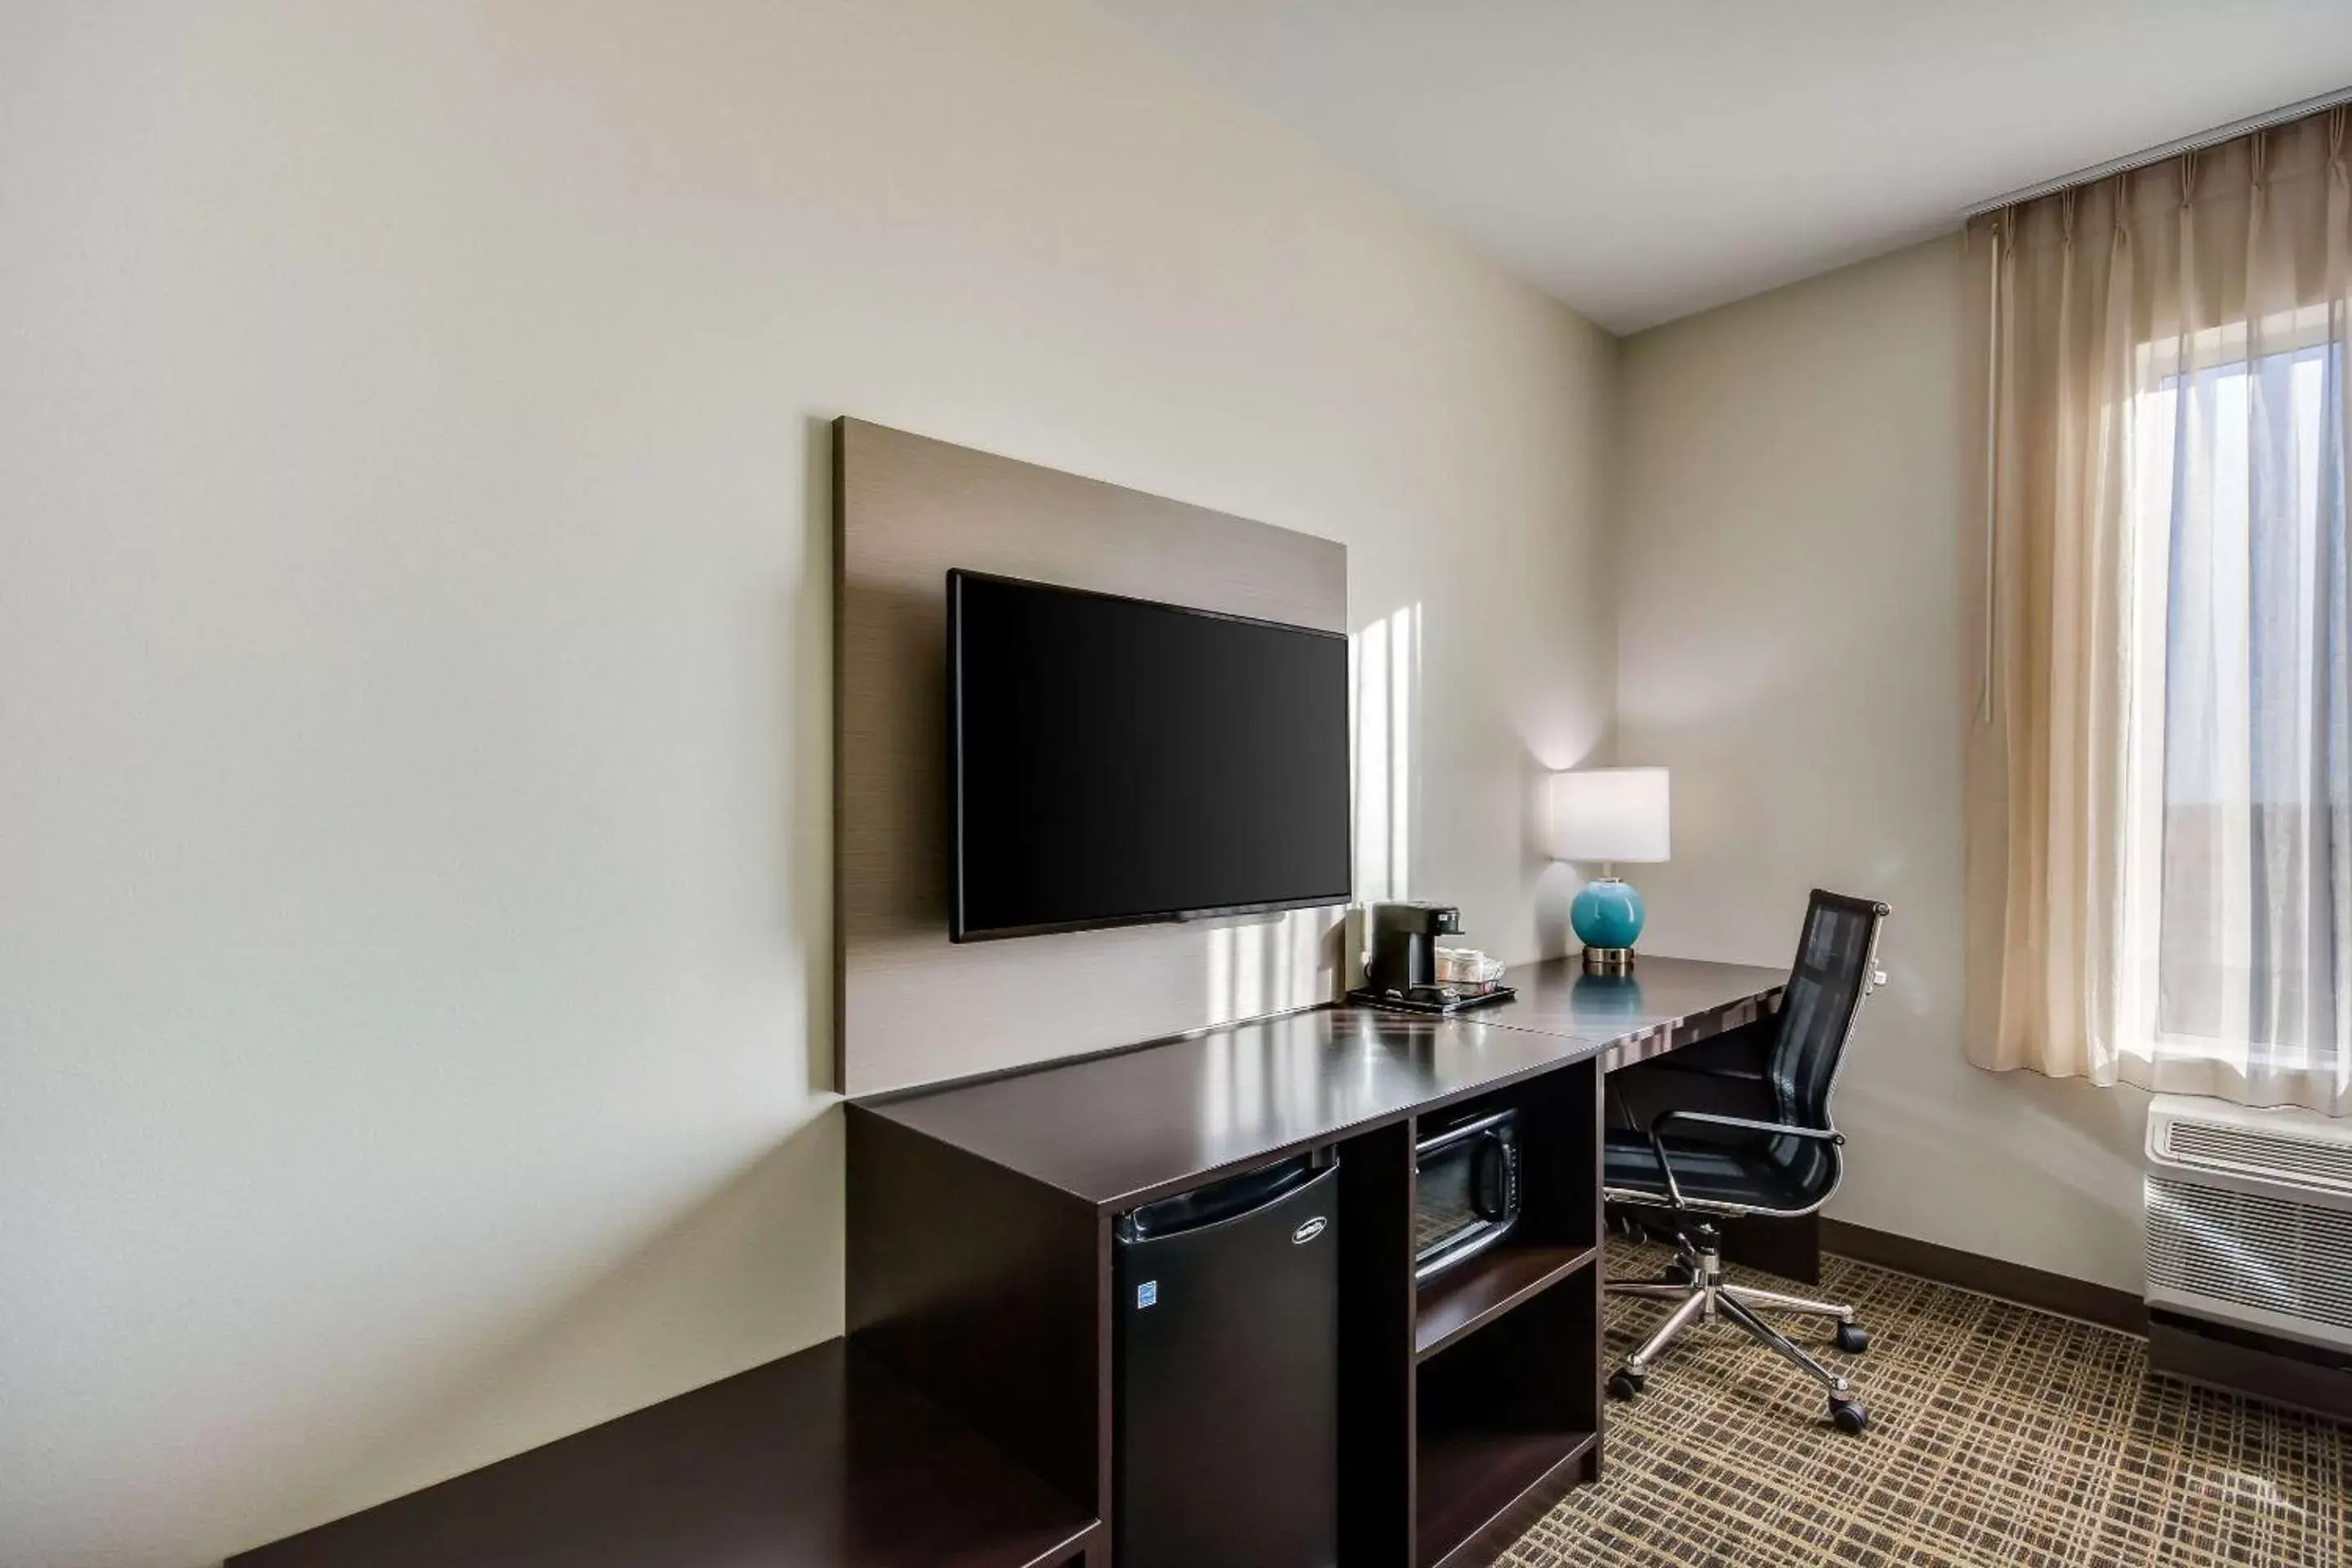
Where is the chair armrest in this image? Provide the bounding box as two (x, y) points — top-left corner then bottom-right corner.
(1654, 1110), (1843, 1143)
(1643, 1111), (1844, 1210)
(1645, 1060), (1769, 1083)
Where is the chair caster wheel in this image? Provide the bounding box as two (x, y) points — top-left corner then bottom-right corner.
(1835, 1322), (1869, 1354)
(1608, 1369), (1646, 1401)
(1829, 1396), (1868, 1434)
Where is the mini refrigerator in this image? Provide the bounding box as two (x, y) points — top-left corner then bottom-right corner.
(1113, 1152), (1339, 1568)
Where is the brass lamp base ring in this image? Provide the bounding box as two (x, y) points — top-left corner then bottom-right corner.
(1581, 947), (1636, 975)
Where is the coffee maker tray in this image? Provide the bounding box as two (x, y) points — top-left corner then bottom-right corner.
(1344, 984), (1517, 1018)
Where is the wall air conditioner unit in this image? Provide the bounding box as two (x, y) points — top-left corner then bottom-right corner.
(2145, 1094), (2352, 1353)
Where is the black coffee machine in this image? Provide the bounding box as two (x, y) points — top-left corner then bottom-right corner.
(1349, 901), (1515, 1015)
(1366, 901), (1459, 993)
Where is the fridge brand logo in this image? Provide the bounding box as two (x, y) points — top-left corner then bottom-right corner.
(1292, 1217), (1328, 1245)
(1136, 1280), (1158, 1308)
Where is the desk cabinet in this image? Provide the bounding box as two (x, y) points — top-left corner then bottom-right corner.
(848, 959), (1782, 1568)
(849, 1058), (1600, 1568)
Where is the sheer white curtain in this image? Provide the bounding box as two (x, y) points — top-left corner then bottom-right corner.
(1966, 106), (2352, 1116)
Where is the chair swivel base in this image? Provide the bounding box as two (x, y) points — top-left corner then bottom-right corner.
(1604, 1222), (1870, 1434)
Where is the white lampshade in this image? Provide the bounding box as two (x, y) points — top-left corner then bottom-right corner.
(1545, 768), (1670, 864)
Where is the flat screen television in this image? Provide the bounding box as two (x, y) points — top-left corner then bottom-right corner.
(948, 569), (1352, 942)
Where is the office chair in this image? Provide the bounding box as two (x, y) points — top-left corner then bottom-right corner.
(1601, 889), (1889, 1433)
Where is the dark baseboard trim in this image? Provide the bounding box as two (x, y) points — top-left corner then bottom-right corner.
(2146, 1308), (2352, 1423)
(1820, 1218), (2149, 1336)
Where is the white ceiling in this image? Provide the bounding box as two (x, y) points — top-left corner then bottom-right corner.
(1095, 0), (2352, 332)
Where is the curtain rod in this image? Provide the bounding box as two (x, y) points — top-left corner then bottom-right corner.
(1962, 84), (2352, 218)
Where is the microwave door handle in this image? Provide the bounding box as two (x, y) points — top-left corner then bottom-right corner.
(1469, 1134), (1513, 1222)
(1416, 1108), (1514, 1156)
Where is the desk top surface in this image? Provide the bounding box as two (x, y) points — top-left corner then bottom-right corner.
(858, 954), (1785, 1209)
(229, 1339), (1098, 1568)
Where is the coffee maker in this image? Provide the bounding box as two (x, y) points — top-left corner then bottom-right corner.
(1350, 902), (1517, 1014)
(1365, 901), (1460, 994)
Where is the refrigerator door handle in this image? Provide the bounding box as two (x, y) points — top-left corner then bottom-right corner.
(1118, 1156), (1334, 1241)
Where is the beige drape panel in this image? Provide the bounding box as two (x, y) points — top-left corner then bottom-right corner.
(1965, 107), (2352, 1115)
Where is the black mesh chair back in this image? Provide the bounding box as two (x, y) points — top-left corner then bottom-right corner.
(1598, 889), (1890, 1431)
(1761, 889), (1888, 1192)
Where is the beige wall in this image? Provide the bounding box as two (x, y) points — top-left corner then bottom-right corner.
(0, 3), (1615, 1565)
(1613, 236), (2149, 1293)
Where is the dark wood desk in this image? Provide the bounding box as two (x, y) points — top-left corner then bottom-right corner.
(850, 955), (1783, 1568)
(864, 956), (1784, 1210)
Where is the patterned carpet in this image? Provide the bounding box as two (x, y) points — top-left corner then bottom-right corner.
(1497, 1245), (2352, 1567)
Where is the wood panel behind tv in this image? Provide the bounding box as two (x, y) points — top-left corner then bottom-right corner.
(834, 418), (1348, 1097)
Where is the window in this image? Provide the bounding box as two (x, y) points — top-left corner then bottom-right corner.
(2120, 308), (2349, 1088)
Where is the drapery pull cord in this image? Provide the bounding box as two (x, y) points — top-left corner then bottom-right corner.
(1978, 218), (2003, 725)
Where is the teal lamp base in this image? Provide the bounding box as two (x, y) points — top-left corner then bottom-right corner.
(1570, 876), (1646, 973)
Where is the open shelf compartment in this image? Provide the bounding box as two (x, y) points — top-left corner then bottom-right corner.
(1414, 1243), (1597, 1361)
(1413, 1275), (1601, 1568)
(1414, 1423), (1598, 1568)
(1410, 1054), (1601, 1358)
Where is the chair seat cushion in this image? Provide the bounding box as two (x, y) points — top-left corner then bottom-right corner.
(1601, 1129), (1827, 1213)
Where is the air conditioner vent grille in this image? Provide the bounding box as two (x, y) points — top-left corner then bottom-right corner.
(2162, 1120), (2352, 1195)
(2145, 1175), (2352, 1336)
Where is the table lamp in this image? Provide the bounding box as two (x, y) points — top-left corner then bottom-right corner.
(1546, 767), (1670, 973)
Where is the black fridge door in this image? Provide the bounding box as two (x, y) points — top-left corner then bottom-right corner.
(1114, 1155), (1339, 1568)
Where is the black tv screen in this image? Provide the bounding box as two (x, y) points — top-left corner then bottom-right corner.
(948, 570), (1352, 942)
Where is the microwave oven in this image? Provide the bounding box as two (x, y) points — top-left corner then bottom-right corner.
(1414, 1107), (1521, 1281)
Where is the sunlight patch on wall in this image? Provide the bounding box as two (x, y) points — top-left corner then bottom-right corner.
(1352, 604), (1420, 904)
(1202, 907), (1331, 1027)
